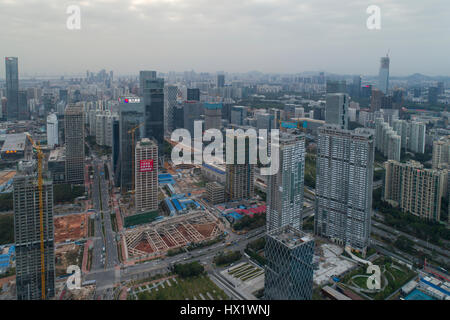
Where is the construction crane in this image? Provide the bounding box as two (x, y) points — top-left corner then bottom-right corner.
(26, 134), (46, 300)
(127, 123), (144, 193)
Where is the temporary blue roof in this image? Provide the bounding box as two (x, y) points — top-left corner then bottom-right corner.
(228, 212), (243, 220)
(172, 199), (182, 211)
(420, 278), (450, 296)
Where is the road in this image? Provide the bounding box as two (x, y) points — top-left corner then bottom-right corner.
(87, 155), (120, 297)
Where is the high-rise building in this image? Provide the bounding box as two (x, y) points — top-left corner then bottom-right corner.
(384, 160), (444, 221)
(187, 88), (200, 101)
(164, 85), (178, 136)
(13, 162), (55, 300)
(217, 74), (225, 88)
(135, 138), (158, 212)
(96, 112), (118, 147)
(46, 113), (59, 148)
(408, 121), (426, 154)
(230, 106), (248, 126)
(428, 87), (439, 105)
(326, 80), (347, 94)
(255, 112), (274, 131)
(18, 90), (29, 120)
(432, 136), (450, 169)
(64, 104), (85, 185)
(378, 55), (390, 94)
(204, 103), (222, 131)
(315, 125), (374, 255)
(183, 101), (204, 135)
(370, 89), (384, 112)
(325, 93), (349, 130)
(141, 71), (165, 146)
(5, 57), (19, 121)
(265, 225), (314, 300)
(139, 71), (157, 96)
(351, 75), (362, 98)
(266, 134), (305, 232)
(119, 96), (145, 193)
(225, 132), (255, 201)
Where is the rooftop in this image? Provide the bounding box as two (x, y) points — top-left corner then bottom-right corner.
(0, 133), (29, 152)
(269, 225), (313, 249)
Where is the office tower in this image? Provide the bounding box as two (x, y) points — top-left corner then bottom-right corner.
(315, 125), (374, 255)
(5, 57), (19, 121)
(13, 162), (55, 300)
(408, 121), (426, 154)
(428, 87), (439, 105)
(217, 74), (225, 88)
(141, 71), (165, 146)
(352, 75), (362, 98)
(378, 55), (390, 94)
(165, 85), (178, 136)
(135, 138), (158, 212)
(183, 101), (204, 135)
(265, 225), (314, 300)
(18, 90), (28, 120)
(432, 136), (450, 169)
(64, 105), (85, 185)
(326, 80), (347, 94)
(112, 118), (120, 187)
(139, 71), (157, 96)
(187, 88), (200, 101)
(119, 96), (145, 193)
(46, 113), (59, 148)
(267, 134), (305, 232)
(325, 93), (349, 129)
(225, 133), (255, 201)
(230, 106), (248, 126)
(384, 160), (444, 221)
(255, 112), (273, 130)
(204, 103), (222, 131)
(370, 89), (384, 111)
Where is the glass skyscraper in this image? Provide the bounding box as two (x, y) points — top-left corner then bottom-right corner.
(265, 225), (315, 300)
(140, 70), (165, 147)
(5, 57), (19, 121)
(119, 96), (145, 193)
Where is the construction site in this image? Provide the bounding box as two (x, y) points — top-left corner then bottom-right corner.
(123, 210), (225, 262)
(54, 213), (88, 243)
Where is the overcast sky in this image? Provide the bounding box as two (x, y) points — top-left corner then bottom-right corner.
(1, 0), (449, 77)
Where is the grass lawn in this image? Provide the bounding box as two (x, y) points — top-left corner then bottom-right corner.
(135, 275), (228, 300)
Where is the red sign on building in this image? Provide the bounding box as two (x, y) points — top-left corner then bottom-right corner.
(139, 159), (154, 172)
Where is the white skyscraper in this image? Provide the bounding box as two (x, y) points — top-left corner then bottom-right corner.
(408, 121), (426, 154)
(315, 125), (375, 255)
(46, 113), (58, 148)
(378, 55), (390, 94)
(267, 134), (305, 232)
(135, 138), (159, 212)
(325, 93), (349, 130)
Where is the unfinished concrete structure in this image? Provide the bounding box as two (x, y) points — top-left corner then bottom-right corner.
(123, 211), (224, 260)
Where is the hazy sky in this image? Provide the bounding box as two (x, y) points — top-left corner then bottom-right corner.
(1, 0), (449, 77)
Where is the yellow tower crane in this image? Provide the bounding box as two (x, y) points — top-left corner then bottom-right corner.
(127, 123), (144, 194)
(26, 134), (46, 300)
